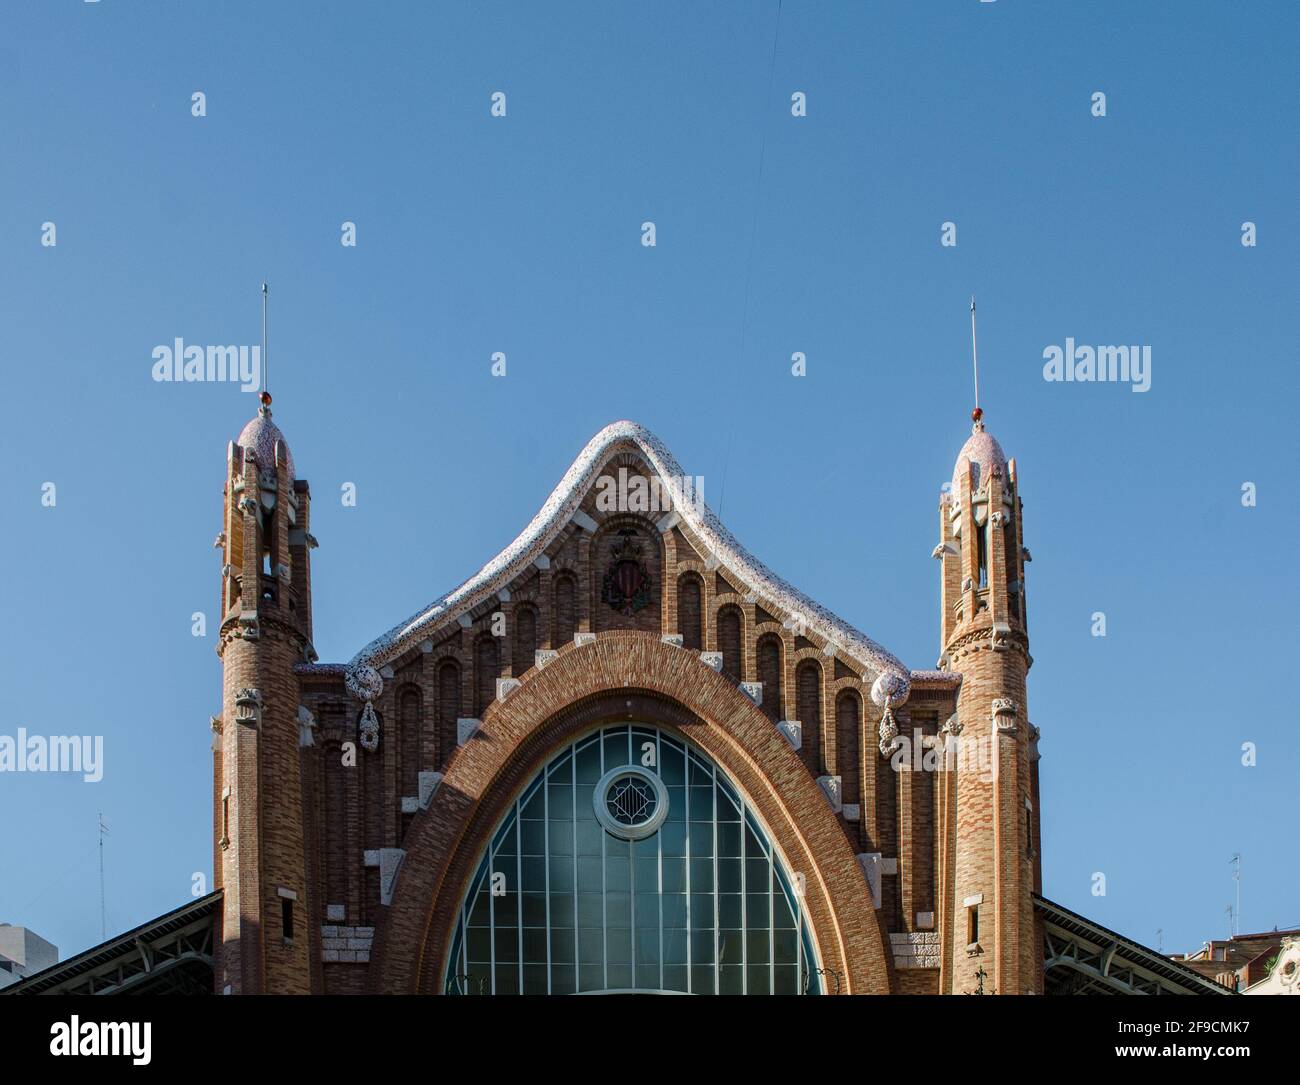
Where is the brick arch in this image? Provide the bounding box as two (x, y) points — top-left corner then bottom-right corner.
(367, 632), (891, 994)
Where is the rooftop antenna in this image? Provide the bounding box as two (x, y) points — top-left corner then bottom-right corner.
(969, 295), (983, 427)
(260, 282), (272, 410)
(1225, 904), (1235, 940)
(1230, 854), (1241, 936)
(98, 813), (109, 941)
(1156, 928), (1164, 954)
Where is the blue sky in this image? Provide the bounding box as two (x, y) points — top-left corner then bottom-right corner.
(1, 1), (1296, 964)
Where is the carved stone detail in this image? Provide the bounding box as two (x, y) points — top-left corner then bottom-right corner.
(234, 688), (262, 728)
(816, 775), (842, 813)
(776, 720), (802, 750)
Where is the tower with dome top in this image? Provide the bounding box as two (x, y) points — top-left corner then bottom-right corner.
(212, 394), (317, 994)
(935, 407), (1042, 995)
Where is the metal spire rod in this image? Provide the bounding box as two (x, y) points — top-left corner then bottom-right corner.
(1230, 854), (1241, 936)
(98, 813), (109, 941)
(261, 281), (269, 400)
(970, 295), (980, 412)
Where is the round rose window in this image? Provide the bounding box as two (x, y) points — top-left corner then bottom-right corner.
(592, 765), (668, 840)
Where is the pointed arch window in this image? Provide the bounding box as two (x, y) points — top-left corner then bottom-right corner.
(445, 725), (820, 995)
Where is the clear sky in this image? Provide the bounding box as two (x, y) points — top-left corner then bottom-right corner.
(1, 1), (1296, 965)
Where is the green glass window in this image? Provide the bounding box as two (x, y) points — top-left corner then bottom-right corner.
(445, 725), (820, 995)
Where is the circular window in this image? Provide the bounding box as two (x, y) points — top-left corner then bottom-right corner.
(593, 765), (669, 840)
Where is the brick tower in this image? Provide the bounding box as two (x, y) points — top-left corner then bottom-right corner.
(213, 396), (316, 994)
(936, 408), (1042, 994)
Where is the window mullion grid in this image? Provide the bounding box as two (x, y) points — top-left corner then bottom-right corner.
(517, 796), (525, 995)
(769, 842), (775, 994)
(543, 768), (551, 994)
(740, 791), (747, 994)
(656, 730), (664, 993)
(488, 813), (500, 994)
(571, 748), (578, 994)
(600, 733), (608, 992)
(684, 749), (693, 993)
(712, 759), (721, 996)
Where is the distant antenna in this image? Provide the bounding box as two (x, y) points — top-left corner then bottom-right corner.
(98, 813), (110, 941)
(261, 284), (269, 402)
(969, 295), (981, 417)
(1225, 904), (1235, 940)
(1230, 854), (1241, 936)
(1156, 928), (1164, 954)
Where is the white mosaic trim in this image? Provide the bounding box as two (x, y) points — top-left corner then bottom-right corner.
(344, 421), (912, 698)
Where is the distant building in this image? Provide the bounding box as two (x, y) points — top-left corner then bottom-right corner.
(1173, 929), (1300, 994)
(0, 925), (57, 989)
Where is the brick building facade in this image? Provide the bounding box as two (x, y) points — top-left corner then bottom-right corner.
(205, 405), (1194, 996)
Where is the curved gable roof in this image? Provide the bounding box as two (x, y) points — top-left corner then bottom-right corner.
(347, 420), (927, 701)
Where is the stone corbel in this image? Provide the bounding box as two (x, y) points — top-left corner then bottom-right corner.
(816, 775), (842, 813)
(234, 688), (262, 728)
(992, 698), (1018, 735)
(776, 720), (802, 750)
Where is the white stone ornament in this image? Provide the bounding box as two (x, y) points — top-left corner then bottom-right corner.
(777, 720), (802, 750)
(816, 775), (842, 813)
(699, 652), (723, 672)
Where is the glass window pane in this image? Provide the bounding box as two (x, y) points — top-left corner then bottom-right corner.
(522, 892), (547, 927)
(663, 965), (688, 993)
(520, 857), (546, 891)
(662, 894), (688, 928)
(691, 965), (716, 994)
(547, 785), (573, 820)
(494, 927), (518, 962)
(549, 893), (574, 928)
(548, 821), (573, 855)
(603, 730), (630, 769)
(548, 856), (574, 892)
(577, 892), (604, 927)
(551, 928), (575, 963)
(688, 787), (714, 820)
(575, 740), (601, 784)
(494, 965), (519, 995)
(718, 894), (742, 929)
(660, 743), (685, 785)
(577, 927), (603, 962)
(520, 821), (545, 855)
(606, 891), (631, 927)
(688, 823), (714, 857)
(522, 927), (547, 960)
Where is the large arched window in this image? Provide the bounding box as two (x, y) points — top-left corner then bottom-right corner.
(445, 724), (820, 995)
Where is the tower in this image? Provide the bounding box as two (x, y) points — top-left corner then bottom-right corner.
(213, 395), (317, 994)
(935, 407), (1042, 994)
